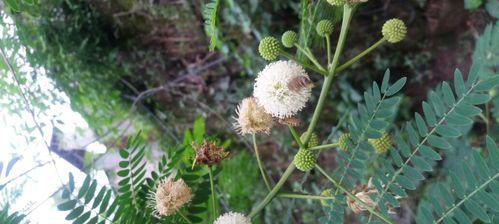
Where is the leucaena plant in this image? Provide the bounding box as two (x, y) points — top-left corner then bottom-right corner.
(51, 1), (498, 224)
(229, 1), (499, 224)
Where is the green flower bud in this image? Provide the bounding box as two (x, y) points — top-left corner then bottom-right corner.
(300, 132), (320, 148)
(382, 19), (407, 43)
(320, 188), (334, 207)
(258, 36), (281, 61)
(281, 31), (297, 48)
(327, 0), (346, 6)
(316, 20), (334, 37)
(489, 88), (497, 98)
(338, 133), (352, 152)
(368, 133), (392, 154)
(293, 149), (316, 171)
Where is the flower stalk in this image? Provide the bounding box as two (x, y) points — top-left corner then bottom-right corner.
(315, 165), (395, 224)
(208, 166), (217, 221)
(309, 143), (339, 151)
(248, 5), (355, 219)
(335, 37), (386, 74)
(252, 134), (272, 191)
(277, 192), (335, 200)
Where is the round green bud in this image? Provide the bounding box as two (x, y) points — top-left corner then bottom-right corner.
(320, 188), (334, 207)
(327, 0), (346, 6)
(293, 149), (316, 171)
(281, 31), (297, 48)
(258, 36), (281, 61)
(316, 20), (334, 37)
(300, 132), (320, 148)
(368, 133), (392, 154)
(382, 19), (407, 43)
(489, 88), (497, 98)
(338, 133), (352, 152)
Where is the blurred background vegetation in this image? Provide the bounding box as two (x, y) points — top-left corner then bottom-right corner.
(0, 0), (497, 223)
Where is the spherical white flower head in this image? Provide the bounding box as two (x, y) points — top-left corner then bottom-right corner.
(214, 212), (251, 224)
(253, 60), (312, 118)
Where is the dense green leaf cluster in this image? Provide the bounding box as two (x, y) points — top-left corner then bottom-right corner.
(56, 118), (222, 224)
(416, 136), (498, 223)
(321, 70), (405, 223)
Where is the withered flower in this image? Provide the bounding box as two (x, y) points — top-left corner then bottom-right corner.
(192, 140), (230, 166)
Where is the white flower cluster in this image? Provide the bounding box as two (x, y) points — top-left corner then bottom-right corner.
(214, 212), (251, 224)
(253, 60), (312, 118)
(234, 60), (312, 135)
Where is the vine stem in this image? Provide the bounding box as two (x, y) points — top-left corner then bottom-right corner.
(309, 143), (339, 151)
(248, 5), (355, 219)
(315, 165), (395, 224)
(252, 134), (272, 191)
(208, 166), (217, 221)
(335, 37), (386, 74)
(178, 210), (193, 224)
(278, 193), (335, 200)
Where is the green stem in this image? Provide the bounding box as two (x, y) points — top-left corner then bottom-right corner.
(326, 36), (332, 68)
(303, 5), (354, 146)
(295, 44), (326, 71)
(248, 5), (355, 219)
(335, 37), (386, 74)
(278, 192), (334, 200)
(249, 163), (295, 218)
(252, 134), (272, 191)
(178, 210), (193, 224)
(208, 166), (217, 221)
(315, 165), (395, 224)
(288, 125), (306, 149)
(280, 50), (328, 76)
(309, 143), (339, 151)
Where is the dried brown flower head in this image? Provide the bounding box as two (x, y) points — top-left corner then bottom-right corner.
(346, 179), (397, 214)
(278, 116), (301, 127)
(346, 189), (377, 214)
(192, 140), (230, 166)
(234, 97), (274, 135)
(149, 175), (192, 217)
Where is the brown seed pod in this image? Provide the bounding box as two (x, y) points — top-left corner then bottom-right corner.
(287, 76), (313, 92)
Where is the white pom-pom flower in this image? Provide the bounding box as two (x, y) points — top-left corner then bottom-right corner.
(253, 60), (312, 118)
(214, 212), (251, 224)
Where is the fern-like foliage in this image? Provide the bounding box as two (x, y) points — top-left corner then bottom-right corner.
(57, 173), (119, 224)
(203, 0), (221, 51)
(178, 116), (217, 223)
(115, 133), (151, 223)
(321, 70), (406, 223)
(0, 204), (25, 224)
(366, 67), (499, 222)
(416, 136), (499, 223)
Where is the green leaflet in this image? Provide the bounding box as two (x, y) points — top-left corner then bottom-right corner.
(416, 137), (499, 223)
(367, 58), (499, 222)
